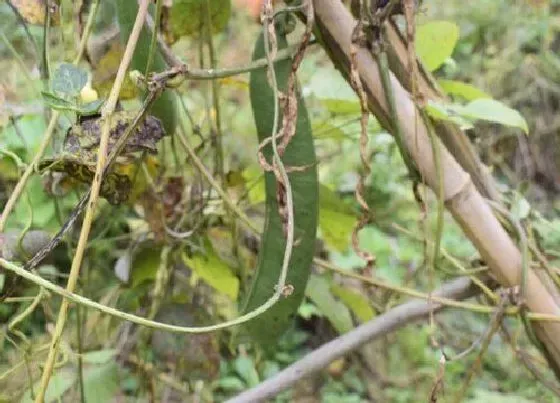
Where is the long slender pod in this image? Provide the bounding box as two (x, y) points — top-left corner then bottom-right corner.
(244, 30), (318, 344)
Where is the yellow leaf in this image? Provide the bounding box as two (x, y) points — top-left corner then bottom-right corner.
(319, 185), (355, 251)
(93, 42), (138, 100)
(183, 245), (239, 300)
(331, 284), (375, 323)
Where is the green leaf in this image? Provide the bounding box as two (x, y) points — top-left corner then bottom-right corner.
(424, 100), (474, 130)
(79, 99), (104, 115)
(416, 21), (459, 72)
(81, 349), (118, 364)
(131, 247), (161, 287)
(233, 356), (260, 387)
(242, 167), (266, 204)
(331, 284), (375, 323)
(42, 91), (104, 115)
(427, 98), (529, 134)
(438, 80), (491, 101)
(9, 176), (56, 230)
(214, 377), (246, 392)
(312, 122), (347, 140)
(169, 0), (232, 37)
(460, 99), (529, 134)
(307, 67), (361, 115)
(41, 91), (76, 110)
(244, 30), (318, 344)
(51, 63), (88, 96)
(305, 275), (353, 333)
(21, 369), (76, 402)
(183, 241), (239, 300)
(83, 362), (120, 403)
(319, 209), (355, 252)
(319, 185), (355, 252)
(298, 301), (322, 319)
(0, 114), (46, 159)
(511, 197), (531, 221)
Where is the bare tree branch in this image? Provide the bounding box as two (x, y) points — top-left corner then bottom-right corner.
(227, 276), (486, 403)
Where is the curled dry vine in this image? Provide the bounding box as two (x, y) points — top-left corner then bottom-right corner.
(349, 1), (376, 271)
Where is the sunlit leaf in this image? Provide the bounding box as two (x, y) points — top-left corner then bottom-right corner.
(312, 122), (347, 140)
(427, 98), (528, 134)
(319, 209), (355, 252)
(233, 356), (260, 387)
(183, 242), (240, 300)
(298, 301), (322, 319)
(511, 197), (531, 221)
(306, 67), (361, 115)
(460, 99), (529, 134)
(0, 114), (46, 160)
(416, 21), (460, 72)
(438, 80), (491, 101)
(331, 284), (375, 323)
(424, 100), (474, 130)
(214, 377), (246, 391)
(319, 185), (356, 251)
(81, 349), (118, 365)
(83, 363), (119, 403)
(305, 275), (353, 333)
(166, 0), (232, 39)
(242, 167), (266, 204)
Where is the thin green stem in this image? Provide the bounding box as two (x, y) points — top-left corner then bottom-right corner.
(41, 1), (50, 81)
(145, 0), (163, 76)
(3, 256), (560, 335)
(204, 0), (242, 284)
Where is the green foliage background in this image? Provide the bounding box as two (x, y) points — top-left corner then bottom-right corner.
(0, 0), (559, 402)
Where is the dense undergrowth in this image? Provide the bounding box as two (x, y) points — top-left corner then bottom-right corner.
(0, 1), (559, 402)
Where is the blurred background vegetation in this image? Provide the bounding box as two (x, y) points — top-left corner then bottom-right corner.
(0, 0), (559, 402)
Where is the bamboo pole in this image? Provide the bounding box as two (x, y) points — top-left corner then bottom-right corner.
(313, 0), (560, 377)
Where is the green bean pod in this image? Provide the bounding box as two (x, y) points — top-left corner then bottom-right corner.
(244, 30), (318, 344)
